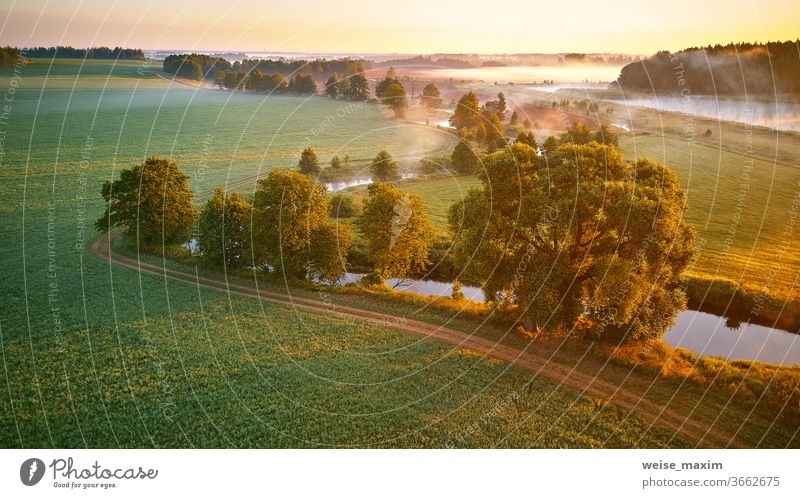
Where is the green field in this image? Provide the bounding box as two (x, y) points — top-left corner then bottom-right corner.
(0, 59), (688, 448)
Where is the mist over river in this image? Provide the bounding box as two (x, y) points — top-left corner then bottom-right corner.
(609, 95), (800, 132)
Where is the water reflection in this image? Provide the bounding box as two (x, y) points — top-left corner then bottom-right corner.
(337, 272), (485, 301)
(663, 310), (800, 365)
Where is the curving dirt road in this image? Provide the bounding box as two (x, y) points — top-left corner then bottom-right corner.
(91, 230), (747, 448)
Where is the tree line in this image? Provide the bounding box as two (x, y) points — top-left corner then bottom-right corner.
(615, 40), (800, 95)
(22, 46), (145, 60)
(96, 121), (694, 343)
(95, 152), (433, 286)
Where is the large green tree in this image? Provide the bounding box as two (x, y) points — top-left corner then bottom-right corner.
(251, 169), (352, 281)
(370, 150), (401, 182)
(197, 188), (252, 268)
(345, 74), (369, 101)
(361, 182), (435, 280)
(420, 83), (442, 111)
(298, 147), (321, 175)
(448, 140), (697, 342)
(375, 68), (399, 99)
(450, 140), (480, 174)
(95, 156), (196, 244)
(381, 82), (408, 118)
(449, 91), (481, 130)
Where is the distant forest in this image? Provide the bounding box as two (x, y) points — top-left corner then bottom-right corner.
(163, 53), (372, 82)
(615, 40), (800, 95)
(17, 46), (145, 60)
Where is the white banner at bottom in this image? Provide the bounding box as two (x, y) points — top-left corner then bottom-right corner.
(1, 449), (797, 497)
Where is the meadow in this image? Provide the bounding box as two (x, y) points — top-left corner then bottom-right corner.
(0, 58), (690, 448)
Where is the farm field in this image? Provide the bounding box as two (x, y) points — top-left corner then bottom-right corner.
(0, 58), (688, 449)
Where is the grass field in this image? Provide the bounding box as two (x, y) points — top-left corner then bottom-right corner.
(0, 58), (691, 448)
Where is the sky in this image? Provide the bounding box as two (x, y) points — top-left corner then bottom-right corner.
(0, 0), (797, 55)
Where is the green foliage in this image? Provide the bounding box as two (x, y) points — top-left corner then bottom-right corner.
(324, 74), (340, 98)
(484, 113), (507, 151)
(163, 53), (230, 80)
(515, 130), (537, 148)
(370, 150), (401, 182)
(245, 70), (288, 92)
(593, 123), (619, 146)
(197, 188), (252, 268)
(298, 147), (321, 175)
(0, 46), (21, 67)
(345, 74), (370, 101)
(496, 92), (507, 119)
(451, 279), (465, 300)
(381, 82), (408, 118)
(616, 41), (800, 95)
(448, 139), (697, 342)
(420, 83), (442, 110)
(95, 156), (196, 244)
(450, 140), (480, 174)
(361, 182), (435, 279)
(251, 169), (351, 281)
(330, 155), (342, 168)
(329, 193), (362, 218)
(509, 110), (519, 126)
(288, 74), (317, 94)
(375, 74), (400, 99)
(449, 91), (481, 130)
(561, 122), (594, 145)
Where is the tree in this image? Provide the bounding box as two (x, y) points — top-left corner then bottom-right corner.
(375, 73), (400, 99)
(298, 147), (321, 175)
(288, 74), (317, 94)
(593, 123), (619, 146)
(449, 91), (481, 130)
(324, 75), (339, 98)
(381, 82), (407, 118)
(251, 169), (352, 281)
(95, 156), (195, 244)
(448, 139), (697, 342)
(420, 83), (442, 111)
(496, 91), (507, 119)
(484, 113), (507, 151)
(509, 110), (519, 125)
(561, 122), (593, 145)
(451, 140), (480, 174)
(523, 118), (532, 129)
(330, 155), (342, 169)
(515, 130), (537, 148)
(361, 182), (434, 280)
(197, 188), (252, 268)
(345, 74), (369, 101)
(370, 150), (400, 182)
(213, 70), (226, 88)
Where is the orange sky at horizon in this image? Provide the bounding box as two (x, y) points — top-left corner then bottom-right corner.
(0, 0), (797, 55)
